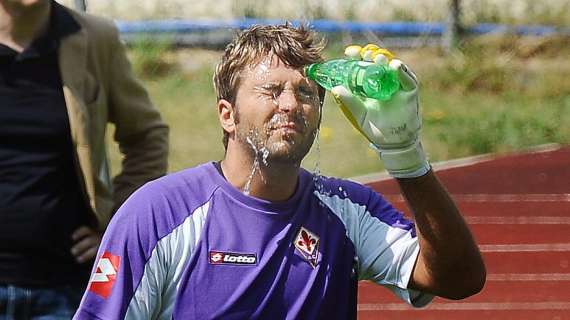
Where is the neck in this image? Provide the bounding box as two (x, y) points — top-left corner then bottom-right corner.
(221, 145), (301, 202)
(0, 0), (51, 52)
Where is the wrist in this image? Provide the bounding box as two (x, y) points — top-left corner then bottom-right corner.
(371, 140), (431, 178)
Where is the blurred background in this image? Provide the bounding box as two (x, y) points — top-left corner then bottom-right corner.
(59, 0), (570, 178)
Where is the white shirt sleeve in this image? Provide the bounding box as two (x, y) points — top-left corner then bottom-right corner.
(315, 190), (433, 307)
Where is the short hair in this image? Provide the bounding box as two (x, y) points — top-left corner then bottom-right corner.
(213, 23), (326, 149)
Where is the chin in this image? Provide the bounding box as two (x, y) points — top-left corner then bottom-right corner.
(263, 142), (311, 165)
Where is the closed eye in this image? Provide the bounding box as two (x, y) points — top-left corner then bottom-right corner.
(298, 86), (313, 96)
(254, 84), (281, 101)
(297, 85), (318, 103)
(257, 84), (282, 96)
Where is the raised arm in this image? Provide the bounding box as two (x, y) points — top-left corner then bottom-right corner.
(329, 44), (485, 299)
(398, 171), (485, 299)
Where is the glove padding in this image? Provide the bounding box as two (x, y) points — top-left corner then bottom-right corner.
(330, 44), (430, 178)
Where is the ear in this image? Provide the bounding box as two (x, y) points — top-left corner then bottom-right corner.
(218, 99), (236, 135)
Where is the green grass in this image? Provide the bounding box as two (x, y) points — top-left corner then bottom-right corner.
(421, 92), (570, 158)
(107, 37), (570, 178)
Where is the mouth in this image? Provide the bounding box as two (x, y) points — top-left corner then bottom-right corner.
(270, 122), (305, 135)
(274, 122), (298, 130)
(268, 113), (305, 128)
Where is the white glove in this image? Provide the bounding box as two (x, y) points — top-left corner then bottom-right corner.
(330, 44), (430, 178)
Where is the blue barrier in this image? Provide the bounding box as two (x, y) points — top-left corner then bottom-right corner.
(116, 19), (570, 36)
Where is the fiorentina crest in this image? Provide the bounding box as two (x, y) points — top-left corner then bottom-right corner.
(294, 227), (320, 268)
(88, 251), (120, 298)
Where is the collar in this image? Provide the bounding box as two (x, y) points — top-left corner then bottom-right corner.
(0, 44), (13, 57)
(7, 0), (81, 60)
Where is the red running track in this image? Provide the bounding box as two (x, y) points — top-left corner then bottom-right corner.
(357, 144), (570, 319)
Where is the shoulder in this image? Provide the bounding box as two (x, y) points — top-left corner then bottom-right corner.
(309, 173), (403, 228)
(65, 7), (118, 34)
(112, 163), (220, 233)
(98, 163), (219, 265)
(64, 7), (119, 35)
(311, 173), (380, 207)
(58, 6), (123, 69)
(151, 163), (222, 204)
(129, 162), (220, 206)
(60, 5), (121, 59)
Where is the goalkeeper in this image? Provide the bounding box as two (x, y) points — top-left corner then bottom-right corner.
(74, 25), (485, 320)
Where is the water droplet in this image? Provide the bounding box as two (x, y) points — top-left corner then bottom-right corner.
(243, 137), (259, 194)
(261, 147), (270, 167)
(311, 128), (327, 196)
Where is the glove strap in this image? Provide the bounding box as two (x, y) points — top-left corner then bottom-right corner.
(370, 140), (431, 179)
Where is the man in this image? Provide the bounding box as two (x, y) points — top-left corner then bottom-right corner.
(74, 24), (484, 319)
(0, 0), (168, 317)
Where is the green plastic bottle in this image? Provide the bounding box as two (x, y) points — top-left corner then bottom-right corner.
(305, 59), (400, 101)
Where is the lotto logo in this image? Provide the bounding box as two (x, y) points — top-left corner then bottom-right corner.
(88, 251), (120, 298)
(209, 251), (257, 265)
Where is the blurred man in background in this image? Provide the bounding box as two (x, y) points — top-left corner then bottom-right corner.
(74, 24), (484, 319)
(0, 0), (168, 317)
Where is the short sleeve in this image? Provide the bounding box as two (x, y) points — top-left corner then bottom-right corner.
(355, 190), (433, 307)
(315, 182), (433, 307)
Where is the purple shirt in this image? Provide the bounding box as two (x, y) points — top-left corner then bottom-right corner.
(74, 162), (432, 319)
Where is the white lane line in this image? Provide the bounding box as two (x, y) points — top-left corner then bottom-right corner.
(456, 194), (570, 202)
(352, 143), (563, 184)
(358, 302), (570, 311)
(384, 194), (570, 202)
(466, 216), (570, 224)
(487, 273), (570, 281)
(480, 243), (570, 252)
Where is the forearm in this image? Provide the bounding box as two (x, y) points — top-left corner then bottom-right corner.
(398, 170), (486, 299)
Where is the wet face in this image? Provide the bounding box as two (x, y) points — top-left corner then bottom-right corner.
(232, 55), (321, 165)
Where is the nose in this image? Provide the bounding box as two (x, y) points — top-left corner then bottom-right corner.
(276, 89), (300, 113)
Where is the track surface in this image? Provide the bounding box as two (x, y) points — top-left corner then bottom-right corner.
(359, 145), (570, 319)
